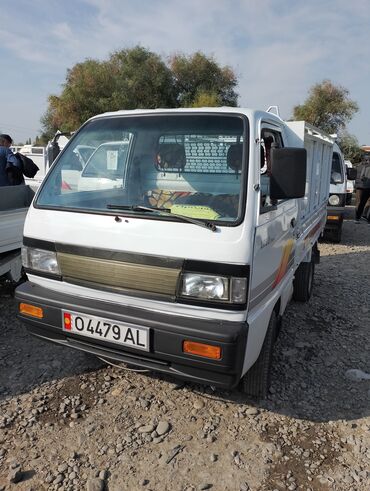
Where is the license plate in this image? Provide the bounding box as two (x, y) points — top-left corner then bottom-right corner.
(62, 310), (149, 351)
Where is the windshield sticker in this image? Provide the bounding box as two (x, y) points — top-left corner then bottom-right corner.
(107, 150), (118, 170)
(171, 205), (220, 220)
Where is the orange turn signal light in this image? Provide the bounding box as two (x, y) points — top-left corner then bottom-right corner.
(327, 215), (340, 221)
(183, 340), (221, 360)
(19, 303), (44, 319)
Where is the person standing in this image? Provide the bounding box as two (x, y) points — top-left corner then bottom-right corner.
(355, 154), (370, 223)
(0, 134), (23, 186)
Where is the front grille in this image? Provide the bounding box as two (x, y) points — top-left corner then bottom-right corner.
(57, 252), (181, 295)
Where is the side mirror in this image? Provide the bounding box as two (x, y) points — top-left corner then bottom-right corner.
(270, 148), (307, 200)
(346, 167), (357, 180)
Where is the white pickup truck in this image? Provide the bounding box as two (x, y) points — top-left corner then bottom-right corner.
(16, 107), (334, 396)
(0, 186), (34, 283)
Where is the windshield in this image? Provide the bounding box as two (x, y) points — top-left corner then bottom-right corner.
(331, 152), (344, 184)
(37, 114), (247, 224)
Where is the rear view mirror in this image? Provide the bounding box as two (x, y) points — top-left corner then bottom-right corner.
(270, 148), (307, 200)
(346, 167), (357, 180)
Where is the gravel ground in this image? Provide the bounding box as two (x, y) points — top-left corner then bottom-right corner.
(0, 208), (369, 491)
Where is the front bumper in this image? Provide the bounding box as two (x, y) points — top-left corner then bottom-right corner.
(15, 282), (248, 389)
(325, 207), (344, 230)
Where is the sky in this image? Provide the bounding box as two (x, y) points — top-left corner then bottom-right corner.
(0, 0), (369, 144)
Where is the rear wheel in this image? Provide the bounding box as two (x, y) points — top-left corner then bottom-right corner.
(239, 310), (278, 398)
(293, 258), (314, 302)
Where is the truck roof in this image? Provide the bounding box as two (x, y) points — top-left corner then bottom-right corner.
(88, 106), (284, 124)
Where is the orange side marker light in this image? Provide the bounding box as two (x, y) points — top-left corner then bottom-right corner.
(183, 340), (221, 360)
(19, 303), (43, 319)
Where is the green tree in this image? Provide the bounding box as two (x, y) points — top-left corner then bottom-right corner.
(293, 80), (358, 134)
(109, 47), (176, 110)
(41, 47), (176, 137)
(41, 47), (238, 137)
(338, 132), (363, 164)
(170, 52), (238, 107)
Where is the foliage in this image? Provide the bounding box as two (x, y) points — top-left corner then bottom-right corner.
(293, 80), (358, 134)
(41, 47), (238, 137)
(338, 132), (364, 165)
(190, 91), (221, 108)
(169, 52), (238, 107)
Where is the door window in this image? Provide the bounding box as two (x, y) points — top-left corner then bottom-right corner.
(260, 128), (283, 211)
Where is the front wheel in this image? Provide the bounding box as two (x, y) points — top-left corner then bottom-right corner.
(330, 224), (342, 243)
(293, 258), (314, 302)
(239, 310), (278, 398)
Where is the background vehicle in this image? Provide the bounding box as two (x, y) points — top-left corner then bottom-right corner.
(324, 144), (356, 242)
(78, 141), (130, 191)
(11, 133), (71, 192)
(16, 108), (334, 397)
(0, 186), (34, 283)
(345, 160), (355, 204)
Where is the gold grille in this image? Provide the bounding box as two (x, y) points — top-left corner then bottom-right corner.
(58, 253), (181, 295)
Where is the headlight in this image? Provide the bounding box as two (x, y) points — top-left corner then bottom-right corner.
(328, 194), (340, 206)
(22, 247), (60, 275)
(180, 273), (247, 303)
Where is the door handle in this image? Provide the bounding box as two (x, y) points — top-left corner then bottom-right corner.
(290, 217), (296, 228)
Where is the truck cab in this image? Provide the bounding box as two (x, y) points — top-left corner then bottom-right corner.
(15, 108), (333, 397)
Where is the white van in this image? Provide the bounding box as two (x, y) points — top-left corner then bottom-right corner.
(16, 108), (334, 397)
(324, 144), (356, 242)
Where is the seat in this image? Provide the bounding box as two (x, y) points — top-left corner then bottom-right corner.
(156, 143), (186, 171)
(227, 143), (243, 172)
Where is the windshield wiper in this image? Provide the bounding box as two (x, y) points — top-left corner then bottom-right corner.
(106, 204), (217, 232)
(107, 204), (171, 212)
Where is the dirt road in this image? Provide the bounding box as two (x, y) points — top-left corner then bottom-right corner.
(0, 209), (369, 491)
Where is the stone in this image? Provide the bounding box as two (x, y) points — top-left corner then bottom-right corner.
(58, 463), (68, 473)
(111, 387), (123, 397)
(193, 400), (205, 410)
(156, 421), (171, 436)
(244, 407), (259, 416)
(53, 474), (64, 485)
(99, 470), (108, 480)
(87, 478), (105, 491)
(206, 435), (216, 443)
(345, 369), (370, 381)
(138, 424), (156, 434)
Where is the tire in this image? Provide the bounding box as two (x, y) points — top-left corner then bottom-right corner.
(293, 258), (314, 302)
(328, 224), (342, 244)
(239, 310), (278, 398)
(323, 224), (342, 243)
(330, 224), (342, 243)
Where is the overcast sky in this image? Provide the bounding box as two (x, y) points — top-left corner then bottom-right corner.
(0, 0), (369, 144)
